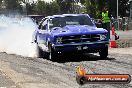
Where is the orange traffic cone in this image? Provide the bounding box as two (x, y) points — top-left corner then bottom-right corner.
(110, 26), (117, 48)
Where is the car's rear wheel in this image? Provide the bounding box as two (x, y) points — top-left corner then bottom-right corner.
(99, 46), (108, 59)
(36, 45), (43, 58)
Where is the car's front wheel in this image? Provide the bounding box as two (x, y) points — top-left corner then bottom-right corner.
(48, 43), (57, 61)
(99, 46), (108, 59)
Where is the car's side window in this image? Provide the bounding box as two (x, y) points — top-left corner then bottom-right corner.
(40, 19), (48, 30)
(49, 19), (53, 29)
(38, 18), (45, 29)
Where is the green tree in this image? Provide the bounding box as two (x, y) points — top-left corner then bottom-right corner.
(56, 0), (75, 13)
(5, 0), (22, 10)
(84, 0), (99, 18)
(33, 0), (60, 16)
(35, 0), (46, 15)
(49, 1), (60, 15)
(80, 0), (85, 4)
(119, 0), (129, 17)
(26, 2), (36, 15)
(1, 0), (129, 17)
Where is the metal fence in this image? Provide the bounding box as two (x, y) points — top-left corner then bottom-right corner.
(128, 17), (132, 30)
(94, 17), (132, 31)
(111, 17), (132, 31)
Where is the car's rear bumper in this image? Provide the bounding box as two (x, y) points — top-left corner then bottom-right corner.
(52, 41), (109, 53)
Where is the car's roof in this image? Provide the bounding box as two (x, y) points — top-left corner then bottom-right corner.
(28, 15), (44, 17)
(46, 14), (89, 19)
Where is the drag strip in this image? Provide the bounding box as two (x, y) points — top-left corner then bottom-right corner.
(0, 49), (132, 88)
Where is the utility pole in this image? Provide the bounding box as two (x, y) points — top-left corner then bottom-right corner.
(130, 0), (132, 18)
(117, 0), (119, 30)
(117, 0), (118, 19)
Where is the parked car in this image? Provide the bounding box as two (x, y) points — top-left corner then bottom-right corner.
(32, 14), (109, 61)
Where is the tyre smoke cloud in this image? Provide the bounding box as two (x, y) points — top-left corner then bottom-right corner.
(0, 15), (38, 57)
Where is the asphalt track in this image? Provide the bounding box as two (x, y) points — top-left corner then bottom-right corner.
(0, 48), (132, 88)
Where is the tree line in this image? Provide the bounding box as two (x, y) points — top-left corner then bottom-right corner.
(0, 0), (130, 18)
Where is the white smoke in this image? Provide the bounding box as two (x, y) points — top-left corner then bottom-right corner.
(0, 15), (38, 57)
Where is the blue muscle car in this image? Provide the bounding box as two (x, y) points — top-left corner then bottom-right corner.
(32, 14), (109, 60)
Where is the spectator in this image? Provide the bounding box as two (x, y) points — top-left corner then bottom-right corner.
(102, 6), (111, 40)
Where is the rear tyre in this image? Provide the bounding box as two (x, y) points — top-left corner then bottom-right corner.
(99, 46), (108, 59)
(36, 45), (43, 58)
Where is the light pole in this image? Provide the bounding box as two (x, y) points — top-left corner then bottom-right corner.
(117, 0), (118, 19)
(130, 0), (132, 18)
(117, 0), (119, 30)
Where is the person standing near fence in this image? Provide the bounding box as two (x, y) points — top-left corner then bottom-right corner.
(102, 6), (111, 40)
